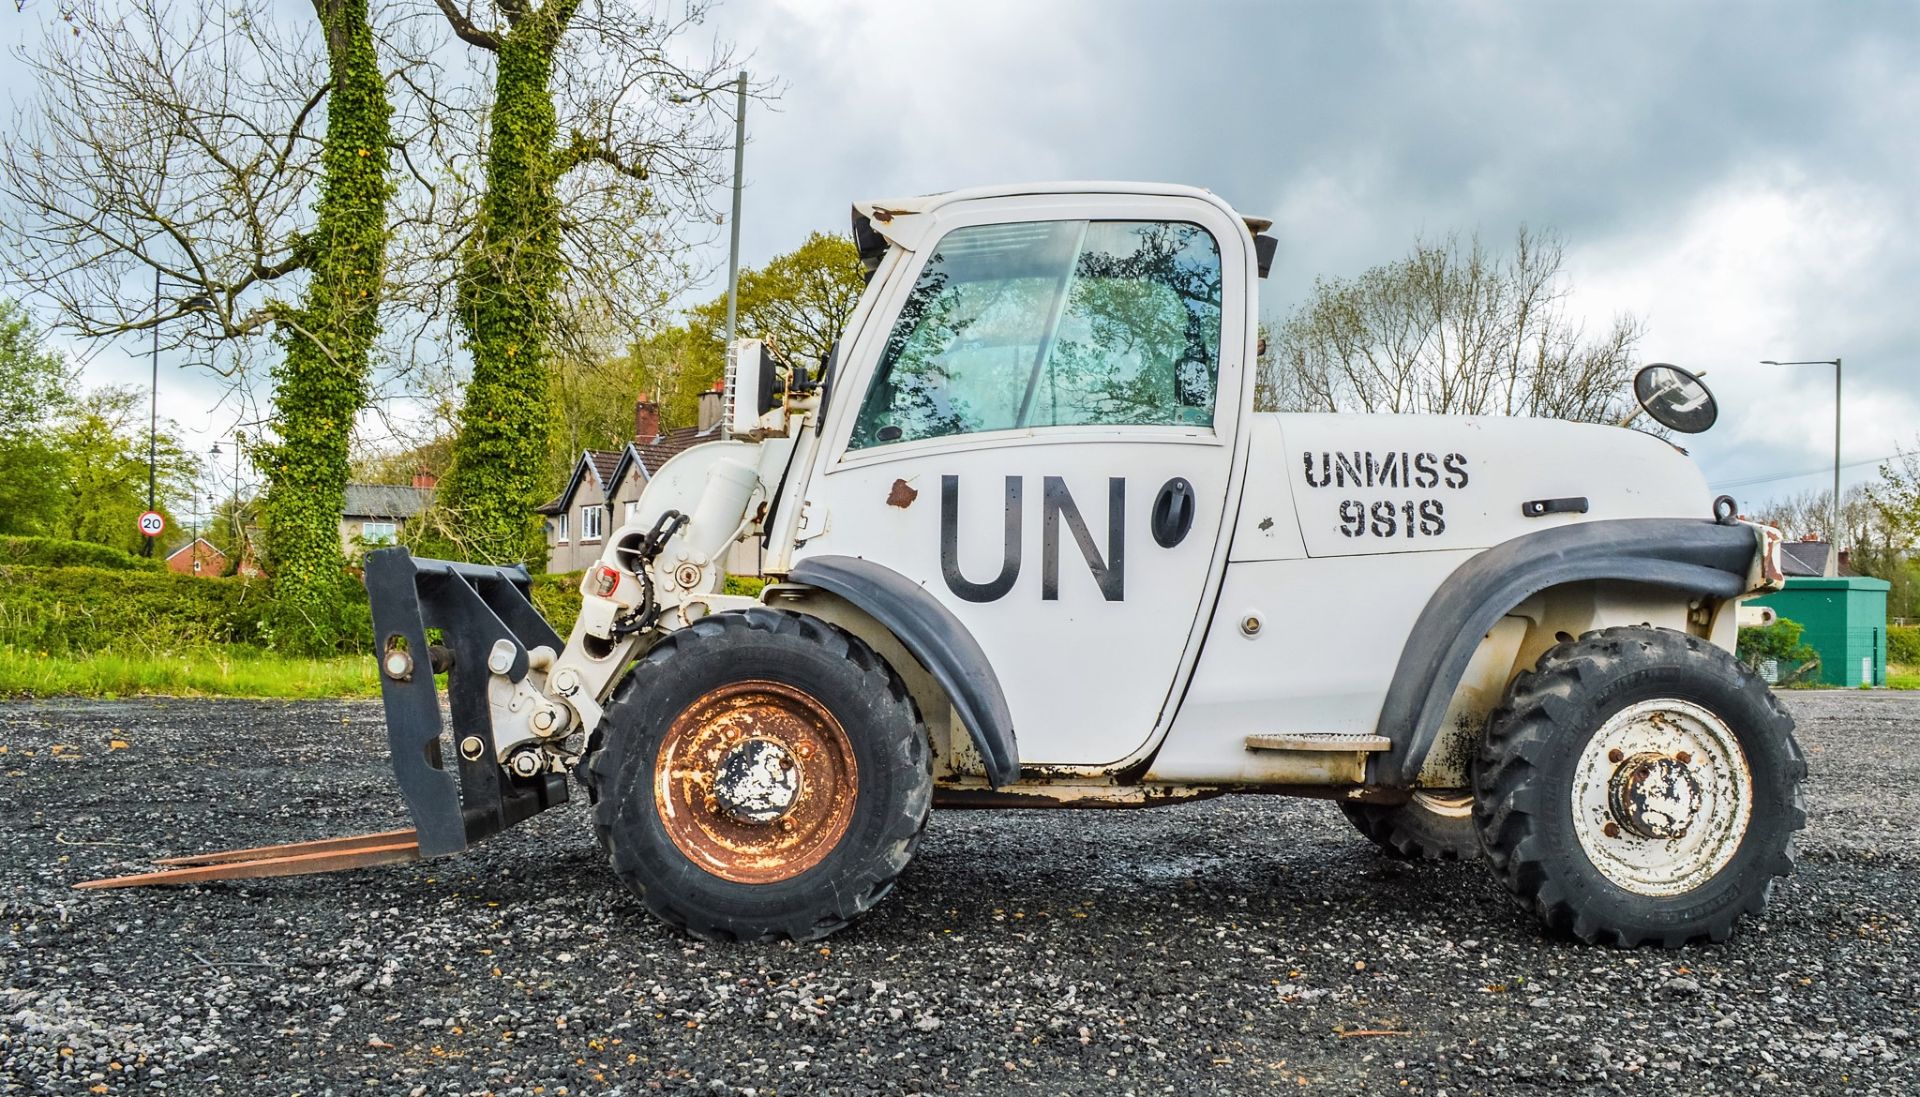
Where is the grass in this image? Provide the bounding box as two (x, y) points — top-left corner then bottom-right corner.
(1889, 663), (1920, 691)
(0, 644), (379, 700)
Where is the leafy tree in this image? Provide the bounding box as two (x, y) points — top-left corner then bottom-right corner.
(690, 232), (866, 370)
(0, 300), (74, 535)
(420, 0), (741, 564)
(539, 233), (865, 482)
(48, 388), (200, 554)
(1260, 227), (1644, 423)
(255, 0), (396, 651)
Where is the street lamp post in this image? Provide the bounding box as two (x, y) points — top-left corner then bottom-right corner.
(1760, 357), (1843, 547)
(723, 69), (747, 356)
(209, 429), (246, 560)
(145, 272), (214, 556)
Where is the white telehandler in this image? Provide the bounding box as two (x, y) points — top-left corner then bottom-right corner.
(83, 182), (1800, 949)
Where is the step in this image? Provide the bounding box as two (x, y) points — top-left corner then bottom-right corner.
(1245, 732), (1393, 753)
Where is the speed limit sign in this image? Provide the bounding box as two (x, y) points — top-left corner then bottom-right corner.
(137, 510), (166, 538)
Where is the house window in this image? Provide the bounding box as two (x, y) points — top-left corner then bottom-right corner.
(554, 513), (569, 543)
(580, 505), (604, 542)
(362, 521), (398, 545)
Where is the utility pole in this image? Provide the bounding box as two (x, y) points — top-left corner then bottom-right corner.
(723, 69), (748, 355)
(146, 269), (160, 557)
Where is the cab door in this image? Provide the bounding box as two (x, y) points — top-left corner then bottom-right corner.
(791, 191), (1253, 769)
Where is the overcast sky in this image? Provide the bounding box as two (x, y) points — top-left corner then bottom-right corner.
(5, 0), (1917, 513)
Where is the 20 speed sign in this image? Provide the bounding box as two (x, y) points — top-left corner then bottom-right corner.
(137, 510), (166, 538)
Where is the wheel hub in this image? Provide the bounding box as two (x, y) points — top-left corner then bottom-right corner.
(1608, 752), (1704, 840)
(654, 680), (858, 884)
(712, 738), (802, 824)
(1569, 698), (1753, 897)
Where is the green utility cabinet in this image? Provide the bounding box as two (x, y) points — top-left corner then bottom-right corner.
(1748, 576), (1891, 687)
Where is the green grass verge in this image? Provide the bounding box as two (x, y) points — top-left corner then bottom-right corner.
(0, 645), (378, 700)
(1888, 663), (1919, 691)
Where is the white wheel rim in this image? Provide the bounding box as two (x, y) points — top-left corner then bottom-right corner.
(1570, 698), (1752, 897)
(1412, 790), (1473, 819)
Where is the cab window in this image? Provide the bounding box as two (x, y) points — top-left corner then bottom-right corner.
(850, 220), (1222, 449)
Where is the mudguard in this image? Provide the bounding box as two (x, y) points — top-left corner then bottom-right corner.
(1372, 517), (1761, 786)
(787, 555), (1021, 787)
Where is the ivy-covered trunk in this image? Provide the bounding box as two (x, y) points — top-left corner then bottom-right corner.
(258, 0), (392, 652)
(434, 1), (580, 565)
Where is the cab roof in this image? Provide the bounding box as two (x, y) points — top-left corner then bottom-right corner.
(853, 181), (1272, 236)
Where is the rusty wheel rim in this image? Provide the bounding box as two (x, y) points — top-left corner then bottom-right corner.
(654, 679), (858, 884)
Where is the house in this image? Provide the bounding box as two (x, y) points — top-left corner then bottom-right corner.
(538, 387), (761, 576)
(165, 537), (228, 577)
(342, 471), (436, 552)
(1779, 538), (1844, 579)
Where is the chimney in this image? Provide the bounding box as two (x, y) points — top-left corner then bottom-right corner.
(697, 380), (724, 431)
(634, 394), (661, 441)
(412, 468), (438, 491)
(1837, 548), (1851, 575)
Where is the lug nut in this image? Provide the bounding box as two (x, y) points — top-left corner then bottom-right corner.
(1608, 748), (1625, 764)
(1603, 821), (1622, 839)
(1674, 750), (1693, 764)
(459, 736), (486, 761)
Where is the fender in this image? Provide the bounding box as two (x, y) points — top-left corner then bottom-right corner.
(1372, 517), (1762, 786)
(786, 555), (1021, 788)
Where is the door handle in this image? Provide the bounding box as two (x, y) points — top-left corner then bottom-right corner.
(1151, 477), (1195, 547)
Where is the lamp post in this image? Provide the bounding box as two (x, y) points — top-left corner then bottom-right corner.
(209, 428), (246, 560)
(145, 272), (214, 556)
(1760, 357), (1843, 546)
(669, 71), (748, 391)
(723, 69), (747, 357)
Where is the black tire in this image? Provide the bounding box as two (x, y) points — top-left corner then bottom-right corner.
(1473, 626), (1805, 948)
(586, 608), (931, 942)
(1341, 792), (1481, 860)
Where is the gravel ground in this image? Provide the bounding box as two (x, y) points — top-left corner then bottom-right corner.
(1, 691), (1914, 1095)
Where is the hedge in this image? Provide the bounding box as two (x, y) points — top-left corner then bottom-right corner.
(1889, 624), (1920, 666)
(0, 563), (767, 659)
(0, 564), (270, 655)
(0, 535), (159, 572)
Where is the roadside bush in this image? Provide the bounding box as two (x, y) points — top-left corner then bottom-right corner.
(1888, 624), (1920, 665)
(0, 535), (158, 571)
(1737, 617), (1819, 683)
(0, 564), (269, 655)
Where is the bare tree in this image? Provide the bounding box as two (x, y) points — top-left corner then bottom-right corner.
(1259, 227), (1645, 425)
(0, 0), (325, 352)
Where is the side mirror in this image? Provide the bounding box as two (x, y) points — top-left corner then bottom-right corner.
(1632, 363), (1718, 434)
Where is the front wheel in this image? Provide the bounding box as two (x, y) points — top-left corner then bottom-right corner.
(1473, 626), (1805, 947)
(586, 608), (932, 942)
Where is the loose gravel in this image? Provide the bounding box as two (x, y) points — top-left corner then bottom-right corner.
(1, 691), (1914, 1095)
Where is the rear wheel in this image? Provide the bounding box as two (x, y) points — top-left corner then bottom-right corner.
(1473, 626), (1805, 947)
(587, 608), (931, 941)
(1341, 791), (1481, 860)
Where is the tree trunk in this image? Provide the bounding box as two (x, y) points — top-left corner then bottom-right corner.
(434, 3), (578, 566)
(259, 0), (392, 652)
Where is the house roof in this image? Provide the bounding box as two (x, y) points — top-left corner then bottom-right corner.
(1779, 541), (1831, 578)
(344, 483), (433, 520)
(629, 425), (723, 480)
(538, 449), (624, 515)
(164, 537), (226, 562)
(539, 426), (726, 515)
